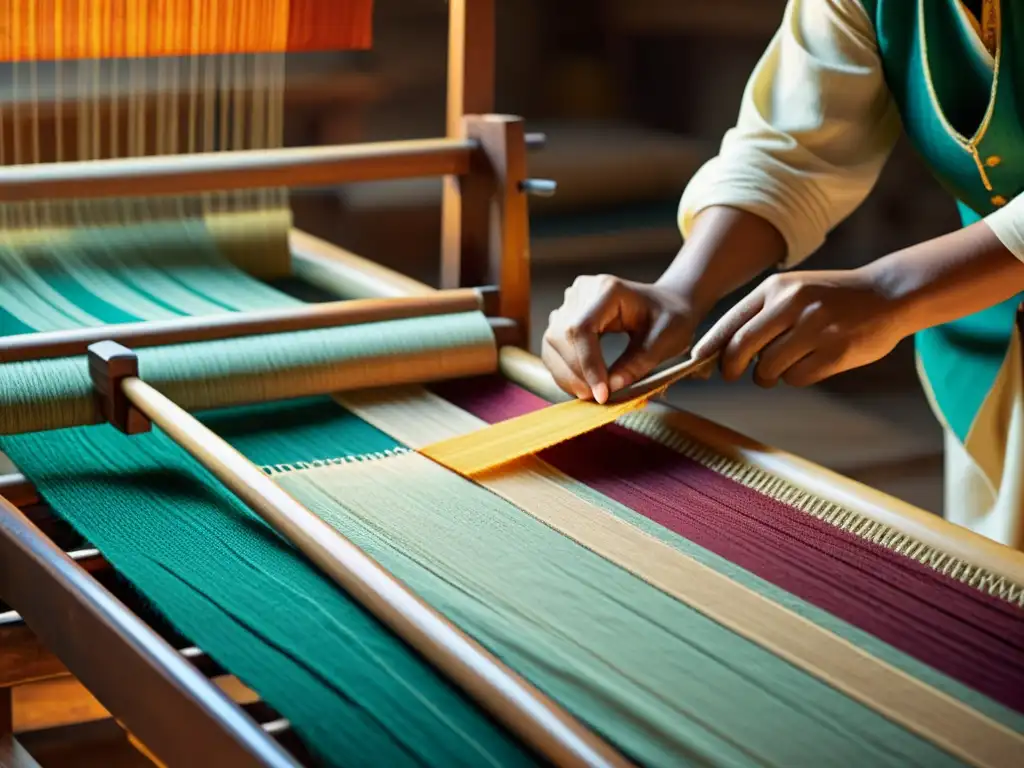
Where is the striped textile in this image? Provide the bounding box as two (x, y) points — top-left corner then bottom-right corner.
(0, 225), (1022, 766)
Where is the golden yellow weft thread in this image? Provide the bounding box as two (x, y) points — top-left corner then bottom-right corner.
(419, 354), (718, 477)
(420, 390), (663, 477)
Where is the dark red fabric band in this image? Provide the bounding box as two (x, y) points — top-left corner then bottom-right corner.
(433, 377), (1024, 714)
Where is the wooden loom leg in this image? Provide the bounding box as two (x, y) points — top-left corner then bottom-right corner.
(444, 115), (533, 348)
(441, 0), (495, 292)
(440, 0), (495, 291)
(445, 0), (496, 139)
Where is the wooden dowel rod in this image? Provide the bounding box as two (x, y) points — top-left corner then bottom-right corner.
(0, 139), (475, 203)
(0, 290), (489, 364)
(118, 376), (629, 768)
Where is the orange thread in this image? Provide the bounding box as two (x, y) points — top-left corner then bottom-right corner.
(0, 0), (372, 61)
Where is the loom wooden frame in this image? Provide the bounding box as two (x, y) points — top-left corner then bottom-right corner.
(2, 1), (1024, 766)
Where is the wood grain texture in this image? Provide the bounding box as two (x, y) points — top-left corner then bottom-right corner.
(0, 0), (373, 62)
(0, 496), (292, 767)
(0, 625), (68, 689)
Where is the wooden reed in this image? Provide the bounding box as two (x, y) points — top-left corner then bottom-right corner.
(0, 0), (373, 62)
(118, 375), (632, 768)
(0, 289), (490, 363)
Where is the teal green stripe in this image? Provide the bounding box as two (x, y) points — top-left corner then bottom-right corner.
(0, 423), (535, 768)
(30, 262), (149, 324)
(0, 302), (36, 336)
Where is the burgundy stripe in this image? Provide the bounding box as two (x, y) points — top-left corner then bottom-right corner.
(433, 377), (1024, 714)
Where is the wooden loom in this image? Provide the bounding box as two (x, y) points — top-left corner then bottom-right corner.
(0, 2), (1022, 767)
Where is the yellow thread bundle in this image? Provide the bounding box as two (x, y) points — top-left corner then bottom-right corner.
(419, 387), (666, 477)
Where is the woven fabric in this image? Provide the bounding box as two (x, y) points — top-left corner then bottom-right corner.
(1, 224), (1018, 765)
(0, 229), (534, 766)
(277, 450), (965, 767)
(433, 377), (1024, 717)
(0, 223), (496, 434)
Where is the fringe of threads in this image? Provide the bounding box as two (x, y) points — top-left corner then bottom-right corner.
(618, 410), (1024, 608)
(260, 447), (411, 476)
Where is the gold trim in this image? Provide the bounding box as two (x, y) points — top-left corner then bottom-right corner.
(919, 0), (1002, 191)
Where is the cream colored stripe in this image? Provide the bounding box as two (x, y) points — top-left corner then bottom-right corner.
(336, 386), (1024, 768)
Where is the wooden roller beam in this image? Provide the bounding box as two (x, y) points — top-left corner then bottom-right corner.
(83, 342), (629, 768)
(0, 289), (493, 364)
(0, 139), (474, 204)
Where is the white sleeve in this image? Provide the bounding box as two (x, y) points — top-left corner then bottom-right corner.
(678, 0), (901, 267)
(985, 195), (1024, 262)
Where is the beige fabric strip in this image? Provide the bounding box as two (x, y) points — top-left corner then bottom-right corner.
(335, 386), (1024, 768)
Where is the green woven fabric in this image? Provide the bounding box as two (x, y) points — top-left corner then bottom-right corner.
(0, 226), (535, 766)
(0, 417), (535, 767)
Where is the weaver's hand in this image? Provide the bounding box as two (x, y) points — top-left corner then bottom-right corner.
(542, 275), (699, 403)
(691, 269), (910, 387)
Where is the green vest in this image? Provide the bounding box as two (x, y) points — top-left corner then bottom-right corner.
(859, 0), (1024, 444)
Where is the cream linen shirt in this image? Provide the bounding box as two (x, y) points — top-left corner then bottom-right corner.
(678, 0), (1024, 542)
(678, 0), (1024, 265)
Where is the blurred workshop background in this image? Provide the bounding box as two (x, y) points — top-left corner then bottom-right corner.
(283, 0), (953, 512)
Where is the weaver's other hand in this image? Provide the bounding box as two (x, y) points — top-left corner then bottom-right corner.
(542, 275), (699, 403)
(691, 269), (910, 388)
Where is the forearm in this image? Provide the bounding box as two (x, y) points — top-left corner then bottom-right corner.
(657, 206), (787, 316)
(865, 219), (1024, 334)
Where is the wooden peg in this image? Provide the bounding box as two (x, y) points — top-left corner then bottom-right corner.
(519, 178), (557, 197)
(475, 285), (501, 316)
(87, 341), (151, 435)
(486, 317), (523, 348)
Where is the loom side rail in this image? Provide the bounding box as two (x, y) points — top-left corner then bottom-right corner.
(0, 497), (298, 768)
(286, 229), (1024, 590)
